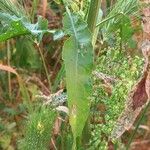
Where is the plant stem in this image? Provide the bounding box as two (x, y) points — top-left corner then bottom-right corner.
(106, 0), (110, 9)
(52, 63), (65, 92)
(85, 0), (101, 148)
(87, 0), (101, 35)
(42, 0), (47, 17)
(37, 45), (52, 92)
(79, 0), (83, 11)
(126, 101), (150, 150)
(7, 40), (11, 99)
(31, 0), (39, 22)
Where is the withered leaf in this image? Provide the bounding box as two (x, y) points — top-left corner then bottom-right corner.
(132, 72), (148, 110)
(146, 71), (150, 98)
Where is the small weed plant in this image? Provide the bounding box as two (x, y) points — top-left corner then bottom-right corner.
(90, 38), (144, 149)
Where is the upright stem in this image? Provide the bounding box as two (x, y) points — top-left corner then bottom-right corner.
(83, 0), (101, 148)
(31, 0), (39, 22)
(79, 0), (83, 11)
(42, 0), (47, 18)
(7, 40), (11, 99)
(37, 45), (52, 92)
(87, 0), (101, 35)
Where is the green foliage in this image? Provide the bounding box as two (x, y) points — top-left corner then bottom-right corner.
(0, 0), (146, 149)
(0, 12), (55, 42)
(13, 37), (41, 69)
(62, 10), (93, 144)
(0, 12), (29, 42)
(62, 0), (90, 17)
(97, 0), (139, 46)
(0, 0), (27, 17)
(103, 0), (139, 30)
(20, 106), (56, 150)
(90, 38), (144, 149)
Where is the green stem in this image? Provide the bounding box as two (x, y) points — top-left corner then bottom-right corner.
(85, 0), (101, 148)
(31, 0), (39, 22)
(106, 0), (111, 9)
(52, 64), (65, 92)
(87, 0), (101, 34)
(37, 45), (52, 92)
(126, 101), (150, 150)
(72, 138), (76, 150)
(7, 40), (11, 99)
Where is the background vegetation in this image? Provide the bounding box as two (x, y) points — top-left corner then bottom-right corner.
(0, 0), (150, 150)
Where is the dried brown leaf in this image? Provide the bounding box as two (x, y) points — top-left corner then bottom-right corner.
(42, 0), (47, 18)
(146, 71), (150, 98)
(53, 117), (64, 136)
(0, 64), (19, 77)
(0, 64), (30, 102)
(132, 73), (148, 110)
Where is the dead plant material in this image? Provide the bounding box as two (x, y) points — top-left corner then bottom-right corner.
(26, 75), (50, 95)
(42, 0), (47, 18)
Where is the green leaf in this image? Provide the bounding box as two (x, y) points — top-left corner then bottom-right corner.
(62, 12), (93, 140)
(0, 20), (29, 42)
(63, 12), (87, 38)
(0, 12), (55, 42)
(13, 37), (41, 69)
(121, 17), (134, 42)
(98, 0), (138, 42)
